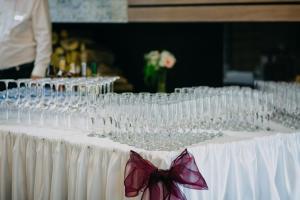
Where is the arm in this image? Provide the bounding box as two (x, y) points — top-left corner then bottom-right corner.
(31, 0), (52, 77)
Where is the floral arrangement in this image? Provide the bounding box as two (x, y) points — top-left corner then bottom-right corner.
(144, 50), (176, 92)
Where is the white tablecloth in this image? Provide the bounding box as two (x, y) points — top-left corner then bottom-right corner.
(0, 124), (299, 200)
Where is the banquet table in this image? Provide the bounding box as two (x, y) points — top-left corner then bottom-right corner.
(0, 122), (300, 200)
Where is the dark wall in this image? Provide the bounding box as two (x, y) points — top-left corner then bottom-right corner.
(224, 23), (300, 81)
(53, 23), (223, 92)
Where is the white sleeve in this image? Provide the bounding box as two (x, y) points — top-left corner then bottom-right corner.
(31, 0), (52, 77)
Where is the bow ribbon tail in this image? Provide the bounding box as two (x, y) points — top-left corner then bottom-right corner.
(141, 178), (186, 200)
(124, 151), (157, 197)
(168, 181), (188, 200)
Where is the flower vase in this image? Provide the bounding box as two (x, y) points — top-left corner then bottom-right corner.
(157, 69), (167, 93)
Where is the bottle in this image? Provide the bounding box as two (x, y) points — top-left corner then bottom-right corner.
(68, 62), (76, 77)
(91, 62), (97, 77)
(80, 43), (88, 77)
(57, 58), (66, 77)
(81, 62), (87, 77)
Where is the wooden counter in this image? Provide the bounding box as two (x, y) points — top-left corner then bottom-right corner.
(128, 0), (300, 22)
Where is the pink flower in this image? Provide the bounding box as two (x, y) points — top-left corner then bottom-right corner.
(159, 50), (176, 69)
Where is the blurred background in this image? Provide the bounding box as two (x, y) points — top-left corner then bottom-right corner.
(48, 0), (300, 92)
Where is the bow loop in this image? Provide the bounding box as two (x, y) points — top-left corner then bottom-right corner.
(170, 149), (208, 190)
(124, 149), (208, 200)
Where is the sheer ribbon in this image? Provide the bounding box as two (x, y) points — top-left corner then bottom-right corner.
(124, 149), (208, 200)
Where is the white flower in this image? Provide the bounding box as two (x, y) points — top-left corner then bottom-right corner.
(159, 50), (176, 69)
(145, 51), (160, 66)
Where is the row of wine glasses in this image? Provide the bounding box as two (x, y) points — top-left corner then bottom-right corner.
(0, 79), (299, 151)
(176, 86), (276, 129)
(85, 87), (279, 150)
(255, 81), (300, 129)
(0, 77), (119, 124)
(177, 83), (300, 130)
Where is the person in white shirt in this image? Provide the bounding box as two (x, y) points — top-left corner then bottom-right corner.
(0, 0), (52, 86)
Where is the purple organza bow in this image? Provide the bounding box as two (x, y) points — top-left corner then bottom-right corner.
(124, 149), (208, 200)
